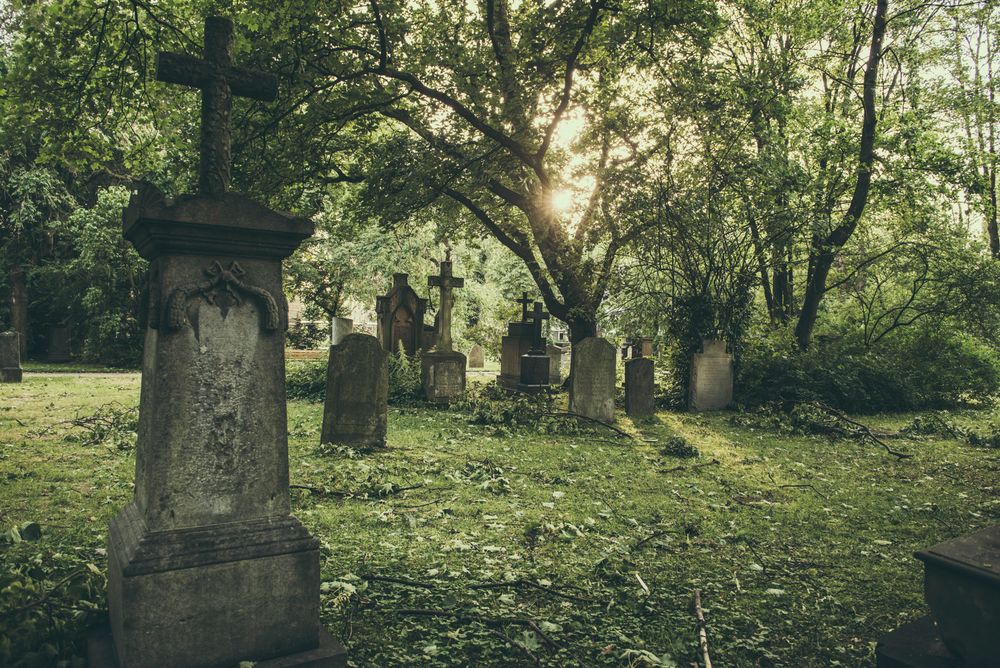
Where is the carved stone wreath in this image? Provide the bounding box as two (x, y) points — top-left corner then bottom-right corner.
(165, 261), (280, 332)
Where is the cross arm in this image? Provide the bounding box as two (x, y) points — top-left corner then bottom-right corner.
(156, 52), (279, 101)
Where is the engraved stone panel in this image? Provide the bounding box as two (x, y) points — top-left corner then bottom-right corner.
(689, 339), (733, 412)
(322, 333), (388, 446)
(569, 337), (616, 423)
(422, 351), (467, 403)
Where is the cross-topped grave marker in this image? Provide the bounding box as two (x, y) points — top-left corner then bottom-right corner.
(518, 301), (551, 391)
(528, 301), (549, 354)
(516, 291), (533, 322)
(156, 16), (278, 195)
(428, 255), (464, 353)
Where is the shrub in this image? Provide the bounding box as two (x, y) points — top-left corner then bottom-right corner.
(286, 358), (328, 402)
(387, 350), (423, 405)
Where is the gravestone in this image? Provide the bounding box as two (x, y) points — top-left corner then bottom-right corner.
(92, 17), (345, 668)
(322, 334), (387, 446)
(375, 273), (428, 355)
(876, 524), (999, 668)
(547, 342), (567, 385)
(569, 337), (616, 423)
(0, 331), (22, 383)
(633, 337), (654, 358)
(625, 357), (654, 418)
(518, 301), (550, 393)
(497, 292), (535, 390)
(468, 344), (485, 368)
(689, 339), (733, 411)
(422, 255), (467, 403)
(47, 325), (72, 362)
(331, 316), (353, 345)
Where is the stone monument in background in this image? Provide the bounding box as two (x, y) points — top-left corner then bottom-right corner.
(375, 273), (428, 355)
(689, 339), (733, 412)
(625, 357), (654, 418)
(497, 292), (535, 390)
(518, 301), (550, 393)
(92, 17), (345, 667)
(47, 325), (72, 362)
(468, 344), (485, 368)
(0, 331), (22, 382)
(331, 315), (353, 345)
(547, 341), (567, 385)
(569, 337), (616, 423)
(422, 254), (466, 402)
(322, 334), (388, 447)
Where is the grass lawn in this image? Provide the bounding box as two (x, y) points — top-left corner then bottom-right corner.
(1, 373), (998, 667)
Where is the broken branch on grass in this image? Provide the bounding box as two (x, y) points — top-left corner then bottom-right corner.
(0, 569), (86, 620)
(469, 579), (593, 603)
(361, 574), (435, 589)
(811, 402), (912, 460)
(659, 458), (720, 474)
(693, 589), (713, 668)
(545, 411), (635, 439)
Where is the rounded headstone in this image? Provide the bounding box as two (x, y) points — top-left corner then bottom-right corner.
(322, 333), (388, 447)
(569, 337), (616, 423)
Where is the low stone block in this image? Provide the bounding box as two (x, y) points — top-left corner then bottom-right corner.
(422, 350), (467, 403)
(518, 352), (550, 393)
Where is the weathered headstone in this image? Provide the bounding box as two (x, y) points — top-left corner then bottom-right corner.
(876, 524), (1000, 668)
(331, 316), (353, 345)
(497, 292), (535, 390)
(422, 255), (467, 403)
(518, 301), (550, 393)
(322, 334), (388, 446)
(625, 357), (654, 418)
(47, 325), (72, 362)
(0, 331), (22, 383)
(93, 17), (345, 668)
(633, 337), (654, 358)
(468, 344), (485, 368)
(375, 274), (428, 355)
(546, 342), (567, 385)
(569, 337), (616, 423)
(689, 339), (733, 411)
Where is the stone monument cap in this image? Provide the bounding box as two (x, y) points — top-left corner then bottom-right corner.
(916, 524), (999, 586)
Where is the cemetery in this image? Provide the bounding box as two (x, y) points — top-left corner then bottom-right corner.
(1, 2), (999, 667)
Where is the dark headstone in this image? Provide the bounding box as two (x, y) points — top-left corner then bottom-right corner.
(625, 357), (654, 418)
(689, 339), (733, 411)
(569, 337), (616, 423)
(497, 292), (536, 390)
(468, 345), (485, 368)
(47, 325), (72, 362)
(517, 302), (550, 392)
(0, 331), (22, 383)
(322, 334), (388, 446)
(375, 274), (428, 355)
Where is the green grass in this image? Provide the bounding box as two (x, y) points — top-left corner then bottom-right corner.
(1, 374), (998, 667)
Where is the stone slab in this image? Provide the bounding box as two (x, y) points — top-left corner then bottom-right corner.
(47, 325), (72, 362)
(546, 343), (567, 385)
(569, 337), (616, 423)
(322, 334), (388, 446)
(625, 357), (655, 418)
(518, 352), (550, 392)
(689, 340), (733, 411)
(422, 350), (467, 403)
(875, 616), (960, 668)
(468, 344), (485, 368)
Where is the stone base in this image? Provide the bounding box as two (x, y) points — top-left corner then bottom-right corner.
(0, 367), (21, 382)
(497, 373), (519, 390)
(89, 624), (347, 668)
(421, 351), (466, 403)
(876, 616), (961, 668)
(519, 353), (550, 389)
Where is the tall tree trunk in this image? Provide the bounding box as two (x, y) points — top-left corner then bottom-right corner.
(795, 0), (888, 350)
(9, 267), (28, 359)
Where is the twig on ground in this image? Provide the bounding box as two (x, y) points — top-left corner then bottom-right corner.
(361, 574), (435, 589)
(631, 530), (678, 552)
(766, 471), (829, 499)
(469, 579), (593, 603)
(810, 402), (912, 460)
(0, 569), (86, 620)
(289, 484), (348, 497)
(660, 459), (720, 474)
(545, 411), (635, 439)
(693, 589), (713, 668)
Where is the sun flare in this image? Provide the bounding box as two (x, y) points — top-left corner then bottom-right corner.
(551, 189), (575, 214)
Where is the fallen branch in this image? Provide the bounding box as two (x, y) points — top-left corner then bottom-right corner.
(290, 482), (426, 499)
(812, 403), (912, 460)
(693, 589), (713, 668)
(289, 484), (348, 497)
(0, 569), (86, 620)
(391, 608), (555, 645)
(470, 579), (593, 603)
(631, 530), (678, 552)
(545, 411), (635, 439)
(361, 574), (435, 589)
(659, 459), (720, 474)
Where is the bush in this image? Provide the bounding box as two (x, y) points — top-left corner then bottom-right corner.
(286, 358), (328, 402)
(455, 382), (588, 435)
(737, 328), (1000, 413)
(387, 350), (423, 405)
(287, 320), (329, 350)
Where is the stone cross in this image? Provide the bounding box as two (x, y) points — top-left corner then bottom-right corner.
(516, 291), (533, 322)
(156, 16), (278, 195)
(529, 301), (549, 354)
(428, 258), (464, 353)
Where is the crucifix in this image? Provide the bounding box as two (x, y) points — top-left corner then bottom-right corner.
(516, 291), (533, 322)
(156, 16), (278, 195)
(428, 256), (464, 353)
(528, 301), (549, 354)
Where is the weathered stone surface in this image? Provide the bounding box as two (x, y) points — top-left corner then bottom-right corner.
(547, 343), (567, 385)
(106, 183), (342, 667)
(875, 616), (960, 668)
(625, 358), (654, 418)
(331, 316), (353, 345)
(689, 339), (733, 411)
(322, 334), (388, 445)
(47, 325), (72, 362)
(468, 344), (485, 368)
(518, 353), (550, 392)
(569, 337), (616, 423)
(375, 274), (427, 355)
(0, 331), (21, 383)
(422, 350), (467, 403)
(497, 321), (533, 390)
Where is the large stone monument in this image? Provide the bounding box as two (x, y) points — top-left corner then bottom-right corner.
(421, 255), (466, 402)
(92, 17), (345, 667)
(0, 331), (22, 382)
(322, 334), (388, 446)
(497, 292), (535, 390)
(375, 273), (428, 355)
(689, 339), (733, 411)
(876, 524), (999, 668)
(625, 357), (654, 418)
(518, 301), (550, 393)
(569, 337), (616, 423)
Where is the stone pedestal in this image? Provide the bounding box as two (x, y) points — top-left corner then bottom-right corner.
(518, 353), (550, 393)
(689, 339), (733, 412)
(569, 337), (616, 423)
(625, 357), (654, 418)
(547, 343), (567, 385)
(497, 322), (533, 390)
(0, 331), (22, 382)
(422, 350), (467, 402)
(47, 325), (72, 362)
(468, 344), (485, 368)
(322, 334), (388, 447)
(876, 616), (960, 668)
(331, 316), (353, 345)
(104, 191), (345, 667)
